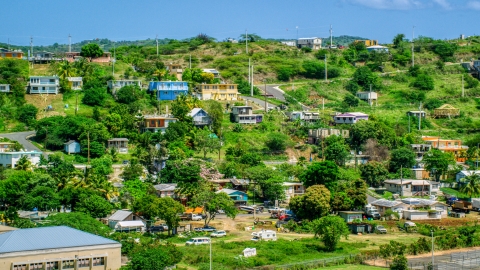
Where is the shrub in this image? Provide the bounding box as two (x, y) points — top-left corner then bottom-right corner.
(17, 104), (38, 124)
(301, 47), (312, 53)
(412, 74), (434, 90)
(423, 98), (443, 110)
(82, 87), (107, 106)
(277, 66), (295, 81)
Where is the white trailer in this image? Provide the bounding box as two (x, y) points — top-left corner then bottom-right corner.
(472, 198), (480, 211)
(251, 230), (277, 241)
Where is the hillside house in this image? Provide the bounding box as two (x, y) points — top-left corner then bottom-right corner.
(338, 211), (364, 223)
(202, 69), (221, 79)
(366, 45), (389, 52)
(188, 108), (211, 127)
(355, 40), (378, 46)
(154, 183), (178, 198)
(67, 77), (82, 90)
(356, 91), (377, 106)
(0, 142), (15, 152)
(288, 111), (320, 122)
(0, 48), (23, 59)
(384, 179), (440, 196)
(166, 64), (183, 80)
(281, 41), (296, 47)
(0, 84), (10, 93)
(64, 140), (80, 154)
(333, 112), (368, 124)
(407, 111), (426, 118)
(421, 136), (468, 162)
(107, 138), (128, 153)
(28, 76), (60, 94)
(196, 83), (239, 101)
(216, 188), (248, 203)
(65, 51), (111, 63)
(283, 182), (305, 203)
(297, 37), (322, 50)
(107, 80), (142, 94)
(30, 51), (62, 63)
(231, 106), (263, 124)
(308, 128), (349, 144)
(140, 114), (178, 133)
(371, 198), (447, 220)
(0, 150), (42, 168)
(148, 81), (188, 100)
(108, 210), (144, 229)
(410, 144), (432, 161)
(456, 170), (480, 182)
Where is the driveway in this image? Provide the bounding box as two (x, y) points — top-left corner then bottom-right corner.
(0, 131), (42, 152)
(240, 95), (276, 110)
(259, 84), (310, 110)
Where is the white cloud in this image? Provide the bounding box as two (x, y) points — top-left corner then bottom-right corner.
(432, 0), (451, 9)
(348, 0), (423, 10)
(467, 1), (480, 10)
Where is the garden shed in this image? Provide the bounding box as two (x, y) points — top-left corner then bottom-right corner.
(433, 104), (460, 118)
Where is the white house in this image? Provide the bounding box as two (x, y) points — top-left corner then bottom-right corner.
(333, 112), (369, 124)
(0, 84), (10, 93)
(281, 41), (296, 47)
(297, 37), (322, 50)
(407, 111), (426, 118)
(231, 106), (263, 124)
(67, 77), (83, 90)
(64, 140), (81, 154)
(456, 171), (480, 183)
(154, 183), (178, 198)
(371, 198), (448, 220)
(367, 45), (389, 52)
(384, 179), (440, 196)
(289, 111), (320, 122)
(188, 108), (211, 127)
(356, 92), (377, 106)
(107, 80), (142, 93)
(308, 128), (349, 144)
(0, 150), (42, 168)
(283, 182), (305, 203)
(28, 76), (60, 94)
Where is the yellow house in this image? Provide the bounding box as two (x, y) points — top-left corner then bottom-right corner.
(196, 83), (239, 101)
(0, 226), (121, 270)
(0, 48), (24, 59)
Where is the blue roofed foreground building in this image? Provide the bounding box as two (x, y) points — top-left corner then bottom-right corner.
(0, 226), (121, 270)
(148, 81), (189, 100)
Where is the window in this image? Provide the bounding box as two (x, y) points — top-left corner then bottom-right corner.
(29, 263), (44, 270)
(12, 53), (17, 57)
(13, 265), (27, 270)
(77, 258), (90, 268)
(92, 257), (105, 266)
(32, 87), (38, 90)
(49, 79), (55, 83)
(62, 261), (74, 269)
(150, 120), (155, 126)
(45, 261), (59, 270)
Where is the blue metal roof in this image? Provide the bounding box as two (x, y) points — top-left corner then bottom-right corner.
(0, 226), (119, 254)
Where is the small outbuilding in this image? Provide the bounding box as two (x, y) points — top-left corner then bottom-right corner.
(433, 104), (460, 118)
(338, 211), (364, 223)
(114, 220), (146, 232)
(64, 140), (81, 154)
(216, 188), (248, 203)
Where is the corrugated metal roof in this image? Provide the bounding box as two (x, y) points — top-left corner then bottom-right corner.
(216, 188), (246, 195)
(371, 199), (403, 207)
(188, 108), (203, 117)
(108, 210), (132, 221)
(154, 183), (177, 191)
(116, 221), (145, 227)
(0, 226), (118, 254)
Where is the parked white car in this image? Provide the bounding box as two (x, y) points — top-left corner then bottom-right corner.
(186, 237), (211, 246)
(191, 214), (203, 221)
(210, 230), (227, 237)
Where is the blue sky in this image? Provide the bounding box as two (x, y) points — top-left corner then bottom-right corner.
(1, 0), (479, 46)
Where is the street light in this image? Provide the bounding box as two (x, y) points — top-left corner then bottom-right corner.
(431, 230), (434, 268)
(210, 236), (212, 270)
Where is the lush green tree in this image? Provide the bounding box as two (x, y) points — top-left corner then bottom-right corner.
(43, 212), (111, 236)
(289, 185), (331, 220)
(23, 186), (60, 211)
(390, 255), (408, 270)
(116, 85), (144, 104)
(343, 94), (359, 107)
(245, 166), (285, 201)
(350, 66), (380, 91)
(265, 132), (289, 153)
(126, 244), (183, 270)
(120, 179), (153, 206)
(433, 41), (458, 61)
(80, 43), (104, 61)
(412, 74), (434, 90)
(162, 159), (203, 197)
(360, 161), (390, 187)
(389, 148), (416, 173)
(312, 215), (350, 251)
(133, 194), (161, 220)
(393, 34), (405, 48)
(82, 87), (107, 106)
(121, 159), (145, 181)
(157, 197), (185, 235)
(324, 136), (350, 167)
(191, 188), (238, 225)
(15, 156), (33, 171)
(239, 152), (262, 166)
(194, 128), (221, 159)
(300, 161), (339, 191)
(277, 66), (295, 81)
(349, 120), (396, 149)
(423, 149), (455, 181)
(460, 174), (480, 199)
(17, 104), (38, 124)
(76, 193), (113, 218)
(203, 100), (224, 134)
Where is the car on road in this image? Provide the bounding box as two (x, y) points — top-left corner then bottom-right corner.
(194, 225), (217, 232)
(375, 225), (387, 234)
(148, 225), (165, 233)
(191, 214), (203, 221)
(210, 230), (227, 237)
(186, 237), (211, 246)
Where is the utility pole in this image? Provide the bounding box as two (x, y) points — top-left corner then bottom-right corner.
(30, 36), (33, 66)
(75, 92), (78, 115)
(400, 165), (403, 197)
(408, 114), (411, 133)
(330, 25), (333, 47)
(156, 34), (159, 56)
(296, 26), (298, 40)
(248, 58), (251, 88)
(431, 230), (434, 268)
(322, 97), (325, 111)
(324, 54), (327, 81)
(462, 74), (465, 97)
(245, 29), (248, 54)
(412, 26), (415, 67)
(112, 41), (116, 76)
(189, 54), (192, 69)
(250, 65), (254, 97)
(264, 80), (267, 113)
(68, 34), (71, 53)
(418, 101), (422, 131)
(7, 38), (9, 50)
(87, 131), (90, 165)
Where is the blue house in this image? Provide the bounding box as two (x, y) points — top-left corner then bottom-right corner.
(216, 188), (248, 203)
(64, 140), (81, 154)
(148, 81), (189, 100)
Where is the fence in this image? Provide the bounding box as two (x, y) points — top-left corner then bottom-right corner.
(254, 253), (377, 270)
(408, 250), (480, 270)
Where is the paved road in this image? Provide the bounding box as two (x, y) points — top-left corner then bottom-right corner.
(240, 95), (276, 110)
(259, 84), (310, 110)
(0, 131), (41, 152)
(367, 194), (377, 204)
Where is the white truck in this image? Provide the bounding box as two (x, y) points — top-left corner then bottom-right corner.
(251, 230), (277, 241)
(364, 205), (381, 220)
(472, 198), (480, 211)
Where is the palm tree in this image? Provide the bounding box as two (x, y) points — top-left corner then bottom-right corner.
(56, 60), (76, 80)
(15, 156), (33, 171)
(460, 173), (480, 199)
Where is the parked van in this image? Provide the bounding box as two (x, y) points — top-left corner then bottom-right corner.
(186, 237), (211, 246)
(251, 230), (277, 241)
